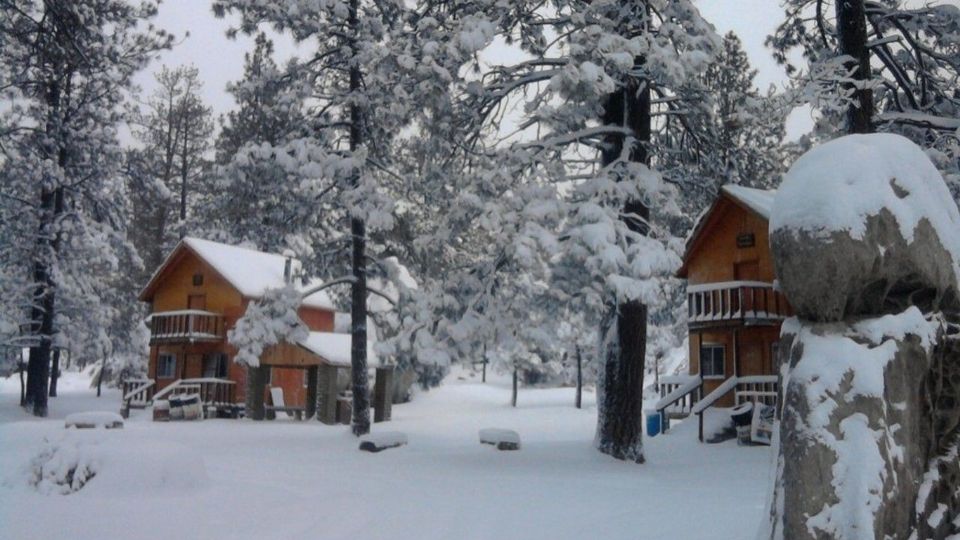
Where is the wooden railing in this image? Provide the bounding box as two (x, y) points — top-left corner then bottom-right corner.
(149, 310), (224, 345)
(654, 375), (702, 420)
(121, 378), (155, 409)
(691, 374), (780, 442)
(153, 378), (236, 407)
(687, 281), (791, 328)
(734, 375), (779, 407)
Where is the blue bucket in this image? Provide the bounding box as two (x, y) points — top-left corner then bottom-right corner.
(646, 411), (661, 437)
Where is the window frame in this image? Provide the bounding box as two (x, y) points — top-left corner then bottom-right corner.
(700, 343), (726, 380)
(157, 353), (177, 379)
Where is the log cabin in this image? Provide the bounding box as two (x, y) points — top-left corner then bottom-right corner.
(656, 185), (792, 441)
(125, 237), (377, 423)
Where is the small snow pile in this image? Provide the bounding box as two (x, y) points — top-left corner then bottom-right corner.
(64, 411), (124, 429)
(479, 428), (521, 451)
(359, 432), (408, 453)
(28, 435), (101, 495)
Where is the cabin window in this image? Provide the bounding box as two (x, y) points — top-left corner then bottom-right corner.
(192, 273), (204, 286)
(157, 353), (177, 379)
(700, 344), (725, 379)
(202, 353), (228, 379)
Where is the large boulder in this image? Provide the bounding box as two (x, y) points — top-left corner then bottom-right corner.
(770, 134), (960, 322)
(764, 310), (960, 539)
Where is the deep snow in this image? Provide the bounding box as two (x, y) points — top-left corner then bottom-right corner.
(0, 369), (772, 540)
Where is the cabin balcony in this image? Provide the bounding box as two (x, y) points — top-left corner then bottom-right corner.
(687, 281), (791, 329)
(148, 310), (225, 345)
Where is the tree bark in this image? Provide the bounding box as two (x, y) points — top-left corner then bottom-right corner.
(49, 348), (60, 397)
(836, 0), (874, 134)
(97, 360), (104, 397)
(348, 0), (370, 437)
(595, 3), (651, 462)
(511, 367), (518, 407)
(575, 346), (583, 409)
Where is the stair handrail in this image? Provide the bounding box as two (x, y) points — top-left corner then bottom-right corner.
(654, 375), (702, 412)
(123, 379), (155, 402)
(691, 375), (739, 415)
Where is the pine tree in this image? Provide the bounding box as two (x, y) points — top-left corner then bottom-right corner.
(393, 0), (719, 462)
(769, 0), (960, 186)
(128, 65), (213, 283)
(0, 0), (170, 416)
(212, 0), (480, 435)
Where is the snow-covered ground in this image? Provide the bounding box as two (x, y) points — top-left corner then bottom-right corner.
(0, 369), (773, 539)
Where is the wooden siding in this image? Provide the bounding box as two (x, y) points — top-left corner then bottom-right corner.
(682, 198), (776, 286)
(683, 193), (785, 393)
(150, 250), (242, 314)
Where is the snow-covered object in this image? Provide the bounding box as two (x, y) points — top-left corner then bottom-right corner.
(298, 332), (378, 368)
(721, 185), (775, 220)
(770, 134), (960, 320)
(772, 134), (960, 252)
(228, 285), (310, 367)
(358, 431), (408, 453)
(479, 428), (521, 451)
(764, 308), (958, 540)
(64, 412), (124, 430)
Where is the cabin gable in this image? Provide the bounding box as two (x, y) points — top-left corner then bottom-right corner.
(148, 249), (244, 315)
(680, 196), (776, 286)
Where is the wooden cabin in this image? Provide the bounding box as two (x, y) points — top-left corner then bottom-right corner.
(126, 237), (368, 423)
(656, 185), (792, 440)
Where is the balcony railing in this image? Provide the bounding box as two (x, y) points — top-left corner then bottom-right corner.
(687, 281), (791, 328)
(149, 310), (224, 345)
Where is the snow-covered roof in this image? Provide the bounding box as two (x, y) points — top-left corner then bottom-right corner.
(721, 184), (775, 220)
(140, 237), (335, 310)
(298, 332), (378, 367)
(678, 184), (777, 278)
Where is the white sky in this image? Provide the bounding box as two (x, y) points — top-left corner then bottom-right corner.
(135, 0), (815, 141)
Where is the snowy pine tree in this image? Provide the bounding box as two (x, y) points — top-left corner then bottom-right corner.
(770, 0), (960, 188)
(0, 0), (171, 416)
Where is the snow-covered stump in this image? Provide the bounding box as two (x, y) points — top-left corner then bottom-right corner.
(479, 428), (521, 451)
(359, 432), (408, 453)
(64, 412), (124, 430)
(764, 134), (960, 539)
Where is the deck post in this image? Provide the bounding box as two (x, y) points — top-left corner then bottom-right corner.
(305, 366), (318, 419)
(373, 365), (394, 423)
(246, 365), (267, 420)
(317, 364), (339, 425)
(698, 412), (704, 443)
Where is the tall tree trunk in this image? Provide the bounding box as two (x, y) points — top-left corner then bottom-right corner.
(49, 348), (60, 397)
(96, 360), (104, 397)
(348, 0), (370, 437)
(836, 0), (873, 134)
(595, 5), (651, 462)
(575, 346), (583, 409)
(511, 367), (518, 407)
(178, 105), (189, 238)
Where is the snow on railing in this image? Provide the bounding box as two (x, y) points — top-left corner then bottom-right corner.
(121, 378), (155, 408)
(655, 375), (702, 414)
(149, 310), (224, 344)
(152, 378), (236, 407)
(687, 281), (791, 326)
(691, 376), (740, 415)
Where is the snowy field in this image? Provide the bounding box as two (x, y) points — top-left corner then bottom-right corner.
(0, 370), (773, 540)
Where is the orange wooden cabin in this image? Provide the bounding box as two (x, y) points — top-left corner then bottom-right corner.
(125, 237), (359, 420)
(656, 185), (792, 440)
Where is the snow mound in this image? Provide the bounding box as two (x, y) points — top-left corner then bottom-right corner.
(771, 133), (960, 267)
(25, 432), (207, 497)
(479, 428), (521, 450)
(65, 412), (124, 429)
(359, 431), (408, 452)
